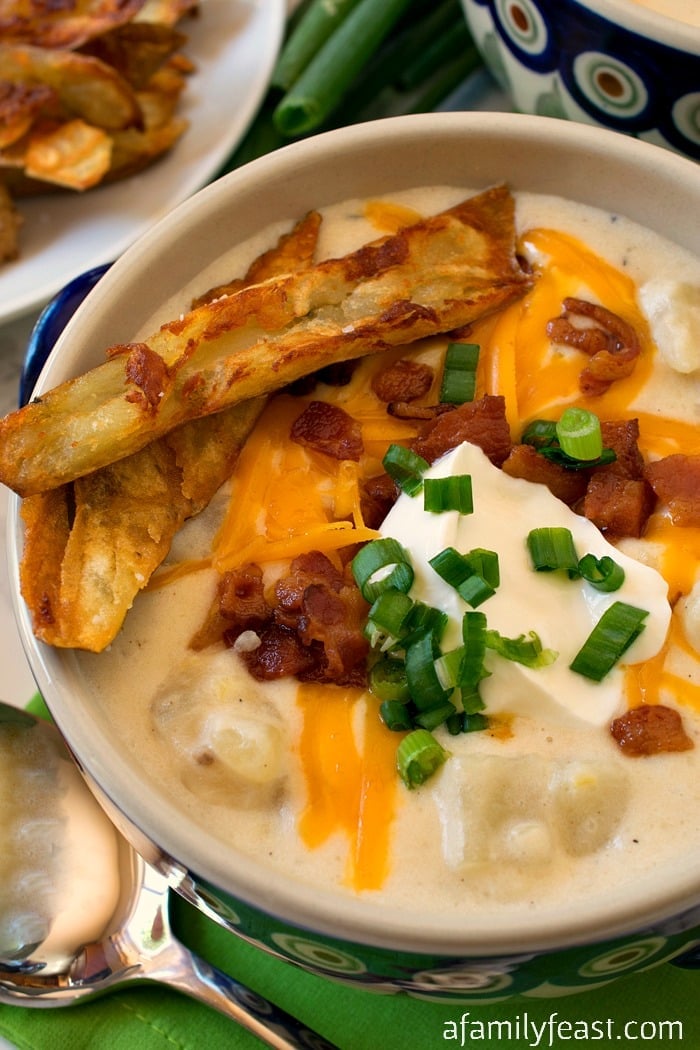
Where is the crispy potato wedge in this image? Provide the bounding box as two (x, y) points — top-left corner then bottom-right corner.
(0, 44), (141, 130)
(22, 117), (112, 188)
(0, 181), (21, 259)
(0, 0), (148, 49)
(80, 23), (188, 89)
(18, 213), (319, 651)
(0, 78), (55, 149)
(106, 113), (185, 180)
(193, 210), (323, 308)
(0, 186), (532, 497)
(134, 0), (197, 28)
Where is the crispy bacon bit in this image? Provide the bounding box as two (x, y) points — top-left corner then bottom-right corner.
(646, 454), (700, 527)
(387, 401), (453, 421)
(410, 394), (512, 466)
(242, 623), (318, 681)
(600, 419), (645, 479)
(290, 400), (363, 461)
(611, 704), (694, 757)
(190, 563), (270, 651)
(272, 551), (369, 683)
(583, 473), (655, 538)
(547, 298), (641, 396)
(371, 359), (434, 403)
(360, 472), (399, 529)
(501, 444), (588, 506)
(121, 343), (170, 410)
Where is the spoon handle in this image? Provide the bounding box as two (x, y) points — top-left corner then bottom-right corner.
(142, 936), (339, 1050)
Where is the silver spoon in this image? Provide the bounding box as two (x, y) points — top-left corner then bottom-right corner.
(0, 701), (337, 1050)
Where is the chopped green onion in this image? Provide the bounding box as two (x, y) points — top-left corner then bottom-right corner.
(556, 407), (603, 461)
(379, 699), (414, 732)
(429, 546), (496, 608)
(351, 538), (414, 602)
(570, 602), (648, 682)
(439, 341), (480, 404)
(577, 554), (625, 593)
(485, 629), (558, 669)
(423, 474), (473, 514)
(522, 416), (616, 470)
(456, 574), (496, 608)
(396, 601), (448, 650)
(462, 712), (490, 733)
(460, 685), (487, 714)
(414, 699), (457, 731)
(461, 610), (489, 685)
(382, 443), (430, 496)
(369, 657), (411, 703)
(527, 527), (580, 578)
(463, 549), (500, 589)
(396, 728), (449, 789)
(445, 710), (489, 735)
(521, 419), (558, 450)
(364, 588), (414, 648)
(433, 646), (466, 693)
(405, 632), (451, 709)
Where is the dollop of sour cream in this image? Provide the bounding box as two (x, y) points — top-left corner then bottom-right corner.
(379, 441), (671, 727)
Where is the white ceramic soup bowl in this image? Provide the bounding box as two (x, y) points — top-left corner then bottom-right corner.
(460, 0), (700, 161)
(8, 111), (700, 1000)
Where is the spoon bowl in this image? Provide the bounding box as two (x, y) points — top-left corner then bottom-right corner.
(0, 701), (336, 1050)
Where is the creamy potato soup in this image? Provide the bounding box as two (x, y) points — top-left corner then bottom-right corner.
(76, 187), (700, 916)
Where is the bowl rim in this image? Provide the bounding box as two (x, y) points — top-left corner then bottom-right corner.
(10, 110), (700, 958)
(573, 0), (700, 49)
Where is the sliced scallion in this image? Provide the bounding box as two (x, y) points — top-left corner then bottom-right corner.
(396, 601), (448, 651)
(485, 629), (558, 669)
(521, 418), (558, 450)
(414, 699), (457, 731)
(379, 699), (414, 732)
(405, 632), (450, 709)
(463, 548), (500, 589)
(527, 527), (580, 578)
(382, 443), (429, 496)
(423, 474), (473, 514)
(578, 554), (625, 593)
(445, 710), (489, 735)
(396, 728), (449, 789)
(556, 407), (603, 461)
(369, 656), (411, 702)
(462, 712), (490, 733)
(364, 588), (414, 648)
(351, 538), (414, 602)
(439, 341), (480, 404)
(429, 547), (497, 608)
(570, 602), (648, 681)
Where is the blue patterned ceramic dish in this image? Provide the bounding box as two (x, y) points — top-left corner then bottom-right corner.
(9, 112), (700, 1000)
(461, 0), (700, 160)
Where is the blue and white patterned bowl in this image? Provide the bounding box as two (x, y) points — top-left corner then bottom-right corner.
(9, 111), (700, 999)
(461, 0), (700, 160)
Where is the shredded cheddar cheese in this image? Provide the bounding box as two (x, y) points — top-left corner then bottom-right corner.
(296, 682), (398, 891)
(172, 222), (700, 889)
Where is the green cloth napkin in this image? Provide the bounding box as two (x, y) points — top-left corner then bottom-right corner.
(1, 698), (698, 1050)
(1, 916), (699, 1049)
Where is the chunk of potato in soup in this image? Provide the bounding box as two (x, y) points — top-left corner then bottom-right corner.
(76, 186), (700, 918)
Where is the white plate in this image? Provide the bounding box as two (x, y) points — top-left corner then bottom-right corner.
(0, 0), (285, 325)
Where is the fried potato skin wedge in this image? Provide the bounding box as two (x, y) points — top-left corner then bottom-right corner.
(0, 44), (142, 130)
(17, 214), (315, 651)
(0, 0), (148, 49)
(0, 186), (532, 497)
